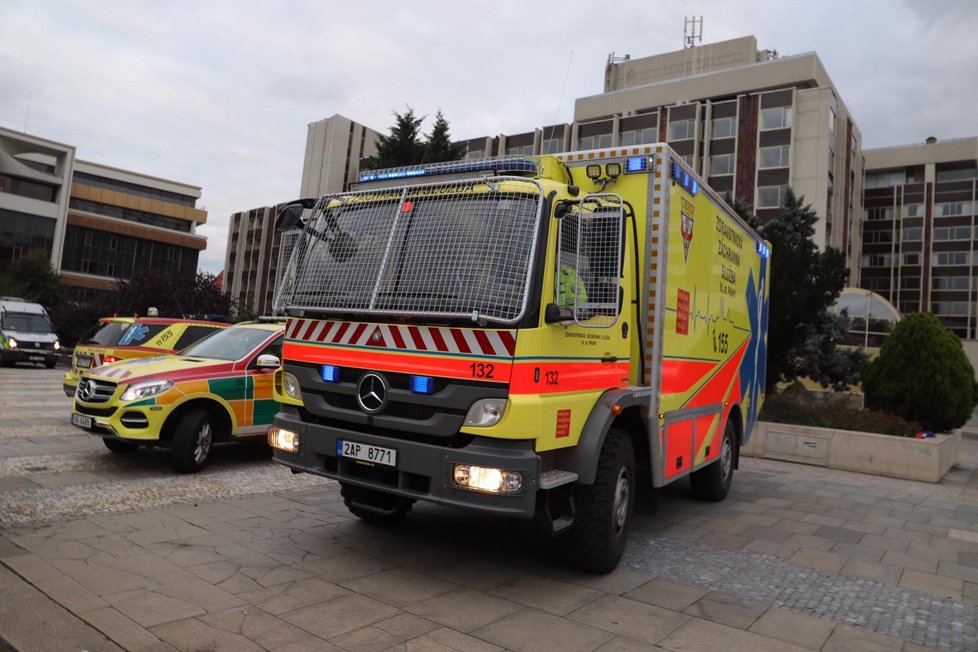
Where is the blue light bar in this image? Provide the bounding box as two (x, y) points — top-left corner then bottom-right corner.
(756, 241), (771, 259)
(625, 156), (648, 173)
(321, 365), (340, 382)
(670, 161), (699, 196)
(358, 158), (538, 183)
(410, 375), (434, 394)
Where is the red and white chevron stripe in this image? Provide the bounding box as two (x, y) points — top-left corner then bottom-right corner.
(286, 318), (516, 357)
(96, 365), (132, 380)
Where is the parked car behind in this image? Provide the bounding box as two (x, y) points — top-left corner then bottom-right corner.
(71, 320), (286, 472)
(0, 297), (60, 368)
(63, 317), (228, 396)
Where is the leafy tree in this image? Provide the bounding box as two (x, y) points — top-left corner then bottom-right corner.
(0, 249), (67, 310)
(422, 111), (466, 163)
(361, 107), (425, 170)
(115, 269), (232, 320)
(733, 188), (864, 392)
(862, 312), (978, 432)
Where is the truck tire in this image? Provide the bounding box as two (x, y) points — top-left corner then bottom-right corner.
(44, 358), (57, 369)
(170, 409), (214, 473)
(690, 419), (735, 502)
(103, 437), (139, 454)
(340, 482), (413, 524)
(564, 428), (635, 573)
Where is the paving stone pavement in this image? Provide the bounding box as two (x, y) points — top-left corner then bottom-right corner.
(2, 367), (978, 651)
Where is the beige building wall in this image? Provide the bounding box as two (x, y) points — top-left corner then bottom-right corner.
(300, 114), (380, 197)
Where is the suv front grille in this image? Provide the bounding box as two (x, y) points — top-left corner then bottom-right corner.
(76, 378), (118, 404)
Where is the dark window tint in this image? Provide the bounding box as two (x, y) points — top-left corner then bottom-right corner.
(174, 325), (222, 351)
(79, 321), (130, 345)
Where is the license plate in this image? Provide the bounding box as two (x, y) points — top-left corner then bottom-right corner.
(337, 439), (396, 467)
(29, 355), (43, 362)
(77, 356), (92, 369)
(71, 413), (93, 429)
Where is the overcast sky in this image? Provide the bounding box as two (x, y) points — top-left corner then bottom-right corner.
(2, 0), (977, 274)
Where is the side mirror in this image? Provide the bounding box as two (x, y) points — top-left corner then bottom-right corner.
(275, 204), (306, 232)
(256, 354), (280, 370)
(544, 303), (562, 324)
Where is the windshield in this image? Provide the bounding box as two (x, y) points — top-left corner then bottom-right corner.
(1, 312), (53, 333)
(275, 177), (543, 324)
(79, 321), (130, 345)
(180, 327), (272, 361)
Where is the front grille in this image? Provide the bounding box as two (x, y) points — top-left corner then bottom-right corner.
(75, 405), (117, 418)
(75, 378), (117, 404)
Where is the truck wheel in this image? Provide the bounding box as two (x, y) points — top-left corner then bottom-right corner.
(690, 419), (735, 502)
(103, 438), (139, 454)
(45, 358), (57, 369)
(170, 409), (214, 473)
(340, 482), (413, 524)
(564, 428), (635, 573)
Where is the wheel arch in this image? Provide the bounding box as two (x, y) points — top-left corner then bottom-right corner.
(160, 398), (234, 444)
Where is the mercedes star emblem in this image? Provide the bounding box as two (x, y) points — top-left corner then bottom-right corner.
(356, 372), (388, 414)
(77, 380), (95, 401)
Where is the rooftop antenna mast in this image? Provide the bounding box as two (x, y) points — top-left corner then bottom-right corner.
(684, 16), (703, 48)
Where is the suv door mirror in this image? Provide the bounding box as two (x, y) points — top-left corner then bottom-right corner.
(255, 354), (280, 370)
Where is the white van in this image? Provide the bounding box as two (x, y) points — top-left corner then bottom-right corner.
(0, 297), (61, 368)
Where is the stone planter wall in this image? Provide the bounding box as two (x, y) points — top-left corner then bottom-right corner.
(742, 421), (960, 483)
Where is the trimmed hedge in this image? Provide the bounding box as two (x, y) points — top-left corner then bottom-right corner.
(760, 388), (921, 437)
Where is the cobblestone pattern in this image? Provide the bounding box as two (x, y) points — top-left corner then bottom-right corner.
(625, 531), (976, 650)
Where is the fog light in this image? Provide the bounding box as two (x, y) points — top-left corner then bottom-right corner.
(268, 426), (300, 453)
(452, 464), (523, 494)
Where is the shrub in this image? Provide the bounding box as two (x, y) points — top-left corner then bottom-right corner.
(760, 388), (921, 437)
(861, 312), (978, 432)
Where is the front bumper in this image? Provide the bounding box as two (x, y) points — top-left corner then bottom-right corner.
(1, 348), (55, 365)
(272, 409), (542, 518)
(72, 399), (162, 441)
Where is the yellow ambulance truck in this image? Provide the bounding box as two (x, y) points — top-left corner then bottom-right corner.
(268, 144), (770, 572)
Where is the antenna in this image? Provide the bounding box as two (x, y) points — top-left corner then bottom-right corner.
(684, 16), (703, 48)
(552, 50), (574, 129)
(23, 91), (32, 132)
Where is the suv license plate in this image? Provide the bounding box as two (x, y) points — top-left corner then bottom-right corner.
(71, 413), (93, 429)
(337, 439), (396, 467)
(77, 356), (92, 369)
(29, 355), (44, 362)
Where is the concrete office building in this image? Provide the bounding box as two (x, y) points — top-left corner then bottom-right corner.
(300, 114), (380, 198)
(464, 36), (863, 274)
(223, 205), (299, 315)
(0, 125), (208, 301)
(861, 137), (978, 337)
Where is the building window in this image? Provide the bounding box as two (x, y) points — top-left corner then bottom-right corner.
(619, 128), (656, 147)
(932, 301), (970, 316)
(760, 107), (792, 130)
(901, 203), (922, 218)
(901, 227), (922, 241)
(862, 230), (893, 244)
(864, 277), (891, 291)
(899, 302), (918, 314)
(864, 207), (895, 221)
(933, 251), (971, 266)
(542, 138), (563, 154)
(757, 185), (787, 209)
(710, 154), (734, 176)
(711, 117), (736, 139)
(933, 226), (973, 241)
(933, 276), (969, 290)
(577, 134), (612, 150)
(902, 252), (920, 265)
(936, 165), (977, 183)
(864, 170), (906, 189)
(505, 144), (534, 156)
(936, 201), (974, 217)
(668, 119), (695, 140)
(899, 277), (920, 289)
(0, 175), (57, 202)
(861, 253), (892, 267)
(465, 149), (484, 160)
(759, 145), (790, 169)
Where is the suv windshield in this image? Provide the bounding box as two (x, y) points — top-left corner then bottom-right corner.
(79, 321), (130, 345)
(180, 327), (272, 361)
(276, 178), (543, 324)
(2, 313), (53, 333)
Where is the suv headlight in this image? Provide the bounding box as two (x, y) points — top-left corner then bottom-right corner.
(463, 398), (507, 427)
(54, 340), (61, 350)
(8, 338), (17, 348)
(120, 379), (174, 402)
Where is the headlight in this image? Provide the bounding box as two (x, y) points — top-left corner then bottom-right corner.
(54, 341), (61, 351)
(283, 372), (302, 401)
(120, 379), (174, 402)
(463, 398), (506, 427)
(452, 464), (523, 494)
(8, 338), (17, 348)
(268, 426), (300, 453)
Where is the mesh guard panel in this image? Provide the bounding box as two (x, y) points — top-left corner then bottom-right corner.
(275, 177), (544, 325)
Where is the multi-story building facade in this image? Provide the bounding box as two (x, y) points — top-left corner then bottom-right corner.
(223, 205), (299, 315)
(462, 36), (863, 273)
(1, 125), (208, 301)
(861, 137), (978, 337)
(300, 114), (380, 198)
(0, 126), (75, 273)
